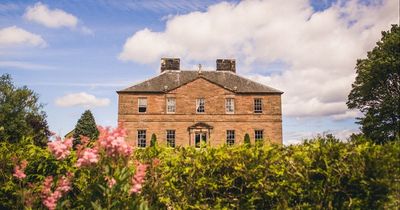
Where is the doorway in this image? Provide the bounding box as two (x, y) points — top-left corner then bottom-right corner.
(195, 132), (207, 148)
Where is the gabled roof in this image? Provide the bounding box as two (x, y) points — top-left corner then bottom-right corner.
(117, 70), (283, 94)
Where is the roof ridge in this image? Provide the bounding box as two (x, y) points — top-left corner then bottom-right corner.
(117, 70), (283, 94)
(234, 73), (283, 93)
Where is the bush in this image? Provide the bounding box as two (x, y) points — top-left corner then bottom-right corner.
(138, 136), (399, 209)
(1, 131), (398, 209)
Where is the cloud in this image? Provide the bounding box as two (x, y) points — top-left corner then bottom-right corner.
(24, 2), (78, 28)
(119, 0), (397, 119)
(23, 2), (92, 34)
(332, 110), (361, 121)
(0, 61), (55, 70)
(284, 128), (360, 145)
(55, 92), (110, 108)
(0, 26), (46, 47)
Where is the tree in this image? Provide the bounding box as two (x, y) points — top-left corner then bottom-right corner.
(244, 133), (251, 146)
(0, 74), (51, 147)
(150, 133), (157, 147)
(73, 110), (99, 148)
(347, 24), (400, 143)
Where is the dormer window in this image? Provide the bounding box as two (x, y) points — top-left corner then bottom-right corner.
(196, 98), (205, 113)
(138, 98), (147, 113)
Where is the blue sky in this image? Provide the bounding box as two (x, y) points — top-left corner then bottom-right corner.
(0, 0), (397, 144)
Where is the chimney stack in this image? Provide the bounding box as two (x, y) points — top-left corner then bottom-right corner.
(216, 59), (236, 73)
(161, 58), (180, 73)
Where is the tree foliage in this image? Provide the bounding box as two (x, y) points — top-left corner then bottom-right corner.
(347, 24), (400, 143)
(137, 136), (399, 209)
(0, 74), (50, 147)
(72, 110), (99, 148)
(244, 133), (251, 145)
(150, 133), (157, 147)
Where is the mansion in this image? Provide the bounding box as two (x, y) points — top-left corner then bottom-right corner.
(117, 58), (283, 147)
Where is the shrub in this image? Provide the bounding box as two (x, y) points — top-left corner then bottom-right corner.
(2, 131), (398, 209)
(150, 134), (157, 147)
(244, 133), (251, 146)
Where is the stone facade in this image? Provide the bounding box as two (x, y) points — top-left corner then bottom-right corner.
(118, 64), (283, 147)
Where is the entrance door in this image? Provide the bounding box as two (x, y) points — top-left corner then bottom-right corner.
(195, 132), (207, 148)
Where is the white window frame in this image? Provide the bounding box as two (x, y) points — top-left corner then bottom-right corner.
(196, 98), (205, 113)
(225, 98), (235, 114)
(166, 98), (176, 113)
(255, 130), (263, 141)
(226, 130), (235, 146)
(254, 98), (262, 113)
(137, 130), (146, 148)
(138, 98), (147, 113)
(166, 130), (175, 147)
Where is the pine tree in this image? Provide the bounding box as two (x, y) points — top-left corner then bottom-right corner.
(150, 133), (157, 147)
(73, 110), (99, 148)
(244, 133), (251, 146)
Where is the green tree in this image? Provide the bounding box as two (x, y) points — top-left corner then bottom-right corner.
(347, 24), (400, 144)
(150, 133), (157, 147)
(244, 133), (251, 146)
(73, 110), (99, 148)
(0, 74), (50, 147)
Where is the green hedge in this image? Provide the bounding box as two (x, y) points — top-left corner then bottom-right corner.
(137, 136), (399, 209)
(1, 135), (399, 209)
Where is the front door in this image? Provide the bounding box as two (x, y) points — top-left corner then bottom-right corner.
(195, 132), (207, 148)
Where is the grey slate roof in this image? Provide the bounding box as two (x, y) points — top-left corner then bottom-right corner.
(117, 70), (283, 94)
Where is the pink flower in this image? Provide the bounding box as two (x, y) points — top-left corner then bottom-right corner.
(13, 160), (28, 180)
(47, 137), (72, 160)
(152, 158), (160, 167)
(41, 174), (73, 210)
(130, 162), (148, 194)
(97, 126), (133, 158)
(105, 176), (116, 188)
(76, 148), (99, 167)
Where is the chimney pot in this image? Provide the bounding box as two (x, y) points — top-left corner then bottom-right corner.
(216, 59), (236, 73)
(161, 58), (180, 73)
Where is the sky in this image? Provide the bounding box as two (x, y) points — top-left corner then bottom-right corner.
(0, 0), (398, 144)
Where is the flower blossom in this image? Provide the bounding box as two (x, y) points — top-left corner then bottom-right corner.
(98, 126), (132, 158)
(47, 137), (72, 160)
(76, 148), (99, 167)
(41, 174), (73, 210)
(105, 176), (116, 188)
(152, 158), (160, 167)
(130, 162), (148, 194)
(13, 160), (28, 180)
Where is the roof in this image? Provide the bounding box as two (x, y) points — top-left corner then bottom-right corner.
(117, 70), (283, 94)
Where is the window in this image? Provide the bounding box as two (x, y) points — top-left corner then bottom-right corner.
(225, 98), (234, 114)
(226, 130), (235, 146)
(138, 98), (147, 113)
(254, 98), (262, 113)
(137, 130), (146, 147)
(196, 98), (205, 113)
(166, 130), (175, 147)
(166, 98), (176, 113)
(255, 130), (263, 142)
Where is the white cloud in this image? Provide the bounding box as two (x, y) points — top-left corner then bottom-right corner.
(55, 92), (110, 108)
(285, 127), (360, 145)
(119, 0), (397, 119)
(0, 26), (46, 47)
(332, 110), (361, 121)
(24, 2), (78, 28)
(0, 61), (55, 70)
